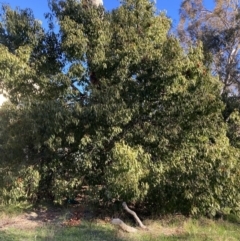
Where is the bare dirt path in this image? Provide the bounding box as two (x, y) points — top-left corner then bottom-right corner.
(0, 206), (74, 230)
(0, 212), (42, 230)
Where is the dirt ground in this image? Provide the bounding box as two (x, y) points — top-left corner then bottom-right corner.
(0, 212), (44, 230)
(0, 205), (85, 230)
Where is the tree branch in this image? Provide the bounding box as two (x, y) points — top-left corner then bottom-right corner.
(122, 202), (148, 230)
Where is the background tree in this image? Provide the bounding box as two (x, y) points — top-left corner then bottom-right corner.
(178, 0), (240, 95)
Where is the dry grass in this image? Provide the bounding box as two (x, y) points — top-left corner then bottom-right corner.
(0, 204), (239, 241)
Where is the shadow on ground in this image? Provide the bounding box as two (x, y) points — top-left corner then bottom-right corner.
(0, 222), (124, 241)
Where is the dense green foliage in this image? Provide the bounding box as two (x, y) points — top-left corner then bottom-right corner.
(0, 0), (239, 217)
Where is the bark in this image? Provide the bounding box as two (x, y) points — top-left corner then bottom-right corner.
(111, 218), (137, 233)
(122, 202), (148, 230)
(111, 202), (148, 233)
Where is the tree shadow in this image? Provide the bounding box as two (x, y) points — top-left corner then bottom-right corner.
(0, 229), (40, 241)
(58, 222), (124, 241)
(0, 223), (125, 241)
(0, 230), (18, 241)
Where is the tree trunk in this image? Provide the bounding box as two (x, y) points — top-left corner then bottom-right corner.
(111, 202), (148, 232)
(122, 202), (148, 230)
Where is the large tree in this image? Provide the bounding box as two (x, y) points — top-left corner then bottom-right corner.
(0, 0), (239, 216)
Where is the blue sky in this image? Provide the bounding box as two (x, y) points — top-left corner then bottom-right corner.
(2, 0), (214, 29)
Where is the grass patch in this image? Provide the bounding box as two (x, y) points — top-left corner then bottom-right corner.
(0, 222), (121, 241)
(0, 206), (239, 241)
